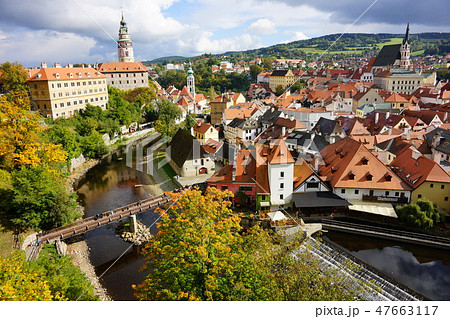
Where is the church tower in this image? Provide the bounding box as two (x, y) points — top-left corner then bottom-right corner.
(186, 64), (196, 98)
(118, 12), (134, 62)
(400, 22), (411, 69)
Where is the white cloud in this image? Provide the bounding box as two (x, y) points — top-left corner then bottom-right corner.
(282, 31), (310, 43)
(0, 30), (100, 67)
(248, 19), (277, 35)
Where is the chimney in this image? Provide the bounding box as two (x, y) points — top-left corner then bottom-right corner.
(375, 112), (379, 124)
(53, 62), (61, 68)
(386, 111), (390, 119)
(67, 63), (73, 68)
(281, 126), (286, 137)
(40, 62), (47, 69)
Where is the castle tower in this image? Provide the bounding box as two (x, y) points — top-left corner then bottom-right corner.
(400, 22), (411, 69)
(186, 64), (196, 98)
(118, 12), (134, 62)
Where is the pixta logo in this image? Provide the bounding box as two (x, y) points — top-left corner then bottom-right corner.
(125, 134), (171, 175)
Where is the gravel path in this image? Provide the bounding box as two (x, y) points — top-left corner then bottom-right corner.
(67, 241), (112, 301)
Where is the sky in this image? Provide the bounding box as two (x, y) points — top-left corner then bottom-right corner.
(0, 0), (449, 67)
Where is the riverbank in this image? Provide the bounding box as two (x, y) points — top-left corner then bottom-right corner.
(67, 241), (112, 301)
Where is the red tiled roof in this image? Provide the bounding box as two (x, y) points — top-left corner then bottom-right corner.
(97, 62), (147, 73)
(28, 67), (105, 81)
(318, 137), (411, 190)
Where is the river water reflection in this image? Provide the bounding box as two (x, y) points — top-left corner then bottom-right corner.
(324, 231), (450, 300)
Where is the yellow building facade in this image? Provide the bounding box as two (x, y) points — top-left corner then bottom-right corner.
(268, 69), (296, 92)
(28, 67), (108, 119)
(411, 181), (450, 214)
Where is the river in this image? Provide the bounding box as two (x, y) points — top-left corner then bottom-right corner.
(75, 144), (450, 301)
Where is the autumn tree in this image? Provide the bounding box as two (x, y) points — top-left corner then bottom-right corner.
(134, 188), (357, 301)
(0, 91), (67, 170)
(0, 62), (29, 93)
(0, 251), (62, 301)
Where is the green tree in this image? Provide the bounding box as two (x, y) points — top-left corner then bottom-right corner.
(249, 64), (263, 80)
(80, 130), (108, 159)
(29, 245), (98, 300)
(290, 81), (303, 93)
(396, 199), (442, 229)
(0, 62), (29, 93)
(275, 85), (285, 96)
(183, 112), (197, 131)
(207, 86), (217, 100)
(98, 117), (121, 139)
(154, 99), (182, 137)
(45, 125), (81, 159)
(0, 165), (80, 231)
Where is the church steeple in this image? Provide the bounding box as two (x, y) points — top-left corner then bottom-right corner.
(118, 12), (134, 62)
(400, 21), (411, 69)
(403, 21), (410, 45)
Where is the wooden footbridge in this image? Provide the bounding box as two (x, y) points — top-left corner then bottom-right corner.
(36, 193), (172, 245)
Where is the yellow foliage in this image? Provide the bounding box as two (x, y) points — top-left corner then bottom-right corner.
(0, 92), (67, 170)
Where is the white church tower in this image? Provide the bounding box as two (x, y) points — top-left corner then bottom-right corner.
(400, 22), (411, 69)
(118, 12), (134, 62)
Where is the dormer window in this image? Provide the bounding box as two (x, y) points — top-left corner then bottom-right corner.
(361, 157), (368, 165)
(69, 73), (73, 78)
(87, 72), (90, 77)
(55, 73), (60, 78)
(78, 72), (82, 77)
(348, 172), (355, 180)
(385, 174), (392, 182)
(366, 173), (373, 181)
(115, 67), (119, 70)
(102, 68), (106, 71)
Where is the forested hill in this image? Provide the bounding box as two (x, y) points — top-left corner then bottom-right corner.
(144, 32), (450, 64)
(224, 33), (450, 60)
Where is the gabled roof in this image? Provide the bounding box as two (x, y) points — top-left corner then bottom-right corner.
(313, 117), (341, 136)
(271, 70), (291, 77)
(375, 136), (411, 156)
(385, 92), (409, 103)
(202, 138), (223, 155)
(390, 148), (450, 188)
(193, 122), (214, 134)
(318, 137), (411, 190)
(373, 44), (401, 67)
(267, 139), (295, 165)
(259, 107), (282, 124)
(286, 131), (329, 151)
(168, 129), (209, 168)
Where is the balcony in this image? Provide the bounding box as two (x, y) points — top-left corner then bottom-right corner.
(362, 195), (408, 204)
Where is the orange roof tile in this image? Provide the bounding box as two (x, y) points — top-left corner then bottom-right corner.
(193, 122), (214, 134)
(97, 62), (147, 73)
(267, 139), (295, 165)
(28, 67), (105, 81)
(318, 137), (411, 190)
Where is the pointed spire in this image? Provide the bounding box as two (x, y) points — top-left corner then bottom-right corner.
(403, 20), (410, 45)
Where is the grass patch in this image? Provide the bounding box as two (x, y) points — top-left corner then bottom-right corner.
(0, 228), (15, 257)
(154, 151), (177, 179)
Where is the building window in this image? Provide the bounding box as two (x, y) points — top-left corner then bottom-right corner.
(348, 172), (355, 180)
(280, 194), (284, 200)
(441, 185), (445, 189)
(355, 190), (359, 195)
(445, 197), (449, 202)
(430, 184), (434, 188)
(280, 183), (284, 189)
(366, 173), (373, 181)
(395, 192), (399, 197)
(306, 182), (319, 189)
(385, 191), (389, 196)
(418, 194), (422, 199)
(262, 195), (267, 201)
(341, 189), (345, 194)
(280, 172), (284, 178)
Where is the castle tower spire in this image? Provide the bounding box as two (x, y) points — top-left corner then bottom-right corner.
(187, 63), (196, 98)
(118, 12), (134, 62)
